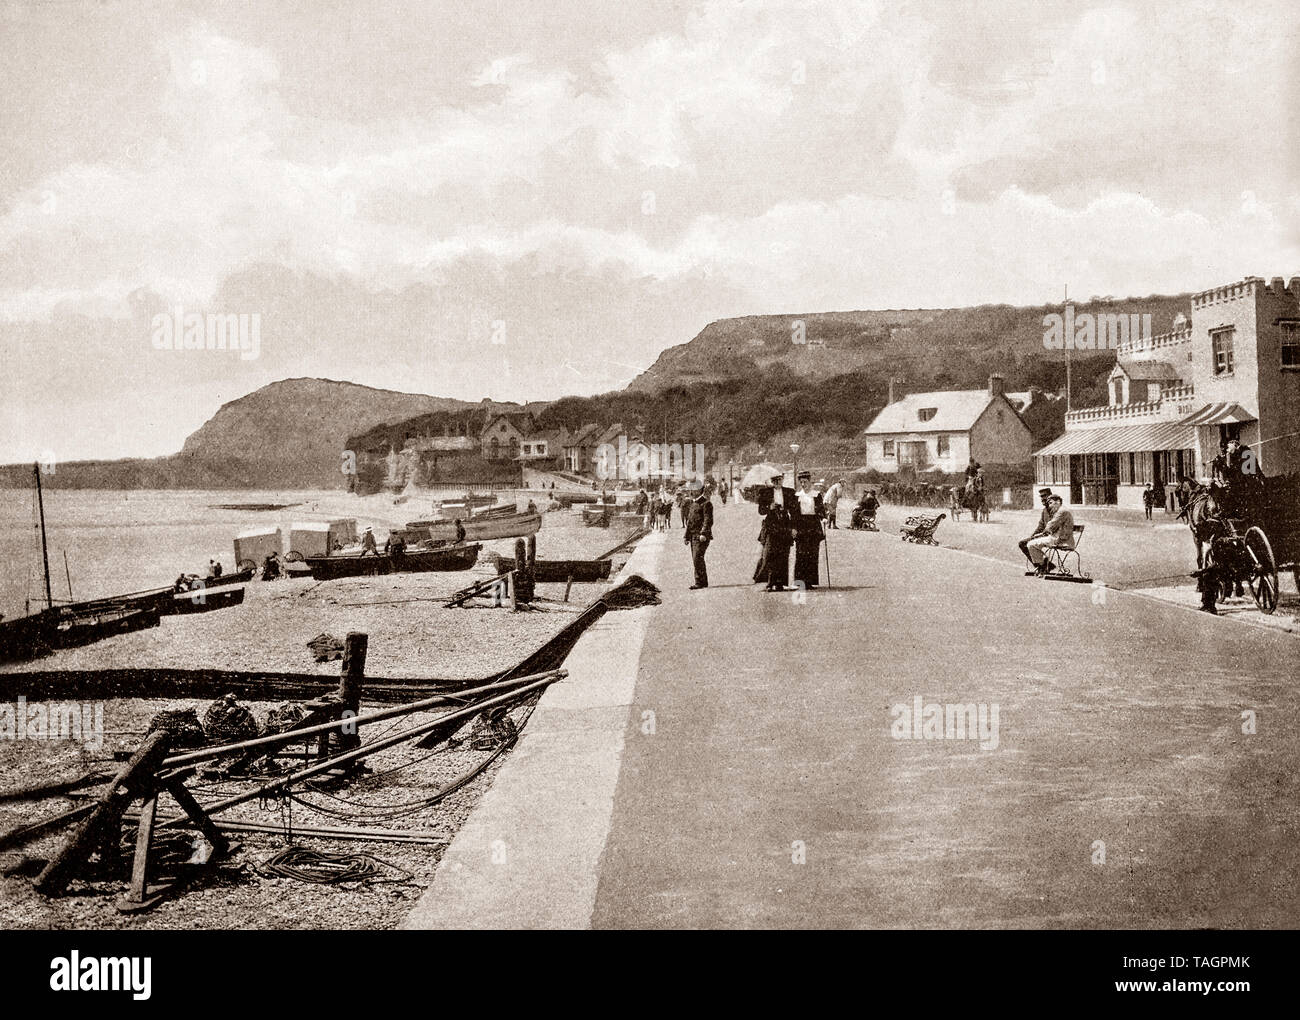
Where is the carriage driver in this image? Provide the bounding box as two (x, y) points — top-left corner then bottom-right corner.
(1024, 494), (1075, 575)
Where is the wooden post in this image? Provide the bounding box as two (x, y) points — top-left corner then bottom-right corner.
(527, 535), (536, 569)
(513, 537), (533, 606)
(338, 632), (367, 752)
(35, 730), (171, 896)
(564, 575), (573, 603)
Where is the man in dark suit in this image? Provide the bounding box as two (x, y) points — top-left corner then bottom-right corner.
(756, 472), (796, 590)
(683, 480), (713, 589)
(1018, 488), (1054, 568)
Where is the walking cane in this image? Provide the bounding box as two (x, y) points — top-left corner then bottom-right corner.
(822, 524), (832, 590)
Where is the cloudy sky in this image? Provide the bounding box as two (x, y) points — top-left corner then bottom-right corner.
(1, 0), (1297, 462)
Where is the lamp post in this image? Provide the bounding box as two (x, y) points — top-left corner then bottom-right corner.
(790, 443), (800, 484)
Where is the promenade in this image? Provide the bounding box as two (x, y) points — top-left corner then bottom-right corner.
(408, 501), (1300, 929)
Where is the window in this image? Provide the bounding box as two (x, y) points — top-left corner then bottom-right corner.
(1147, 383), (1161, 403)
(937, 435), (950, 456)
(883, 440), (895, 458)
(1211, 328), (1234, 376)
(917, 408), (937, 422)
(1283, 322), (1300, 369)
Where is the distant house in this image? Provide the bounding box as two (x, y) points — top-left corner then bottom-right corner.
(562, 423), (603, 474)
(863, 375), (1033, 473)
(515, 427), (568, 468)
(479, 412), (536, 462)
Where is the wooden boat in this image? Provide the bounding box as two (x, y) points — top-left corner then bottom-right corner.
(406, 502), (517, 528)
(488, 552), (612, 583)
(405, 512), (541, 544)
(303, 543), (481, 580)
(208, 503), (302, 511)
(50, 569), (252, 619)
(1, 465), (176, 662)
(52, 606), (161, 648)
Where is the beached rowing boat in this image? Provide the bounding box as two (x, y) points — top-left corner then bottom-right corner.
(404, 511), (542, 543)
(302, 543), (481, 580)
(487, 552), (612, 583)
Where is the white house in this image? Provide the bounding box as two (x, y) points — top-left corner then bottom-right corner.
(864, 375), (1033, 474)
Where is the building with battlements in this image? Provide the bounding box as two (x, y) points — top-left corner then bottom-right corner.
(1034, 275), (1300, 509)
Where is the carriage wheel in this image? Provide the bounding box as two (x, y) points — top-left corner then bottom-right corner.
(285, 550), (304, 562)
(1244, 527), (1279, 615)
(237, 559), (256, 573)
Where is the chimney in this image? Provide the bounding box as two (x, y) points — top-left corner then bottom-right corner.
(888, 376), (902, 404)
(989, 374), (1005, 398)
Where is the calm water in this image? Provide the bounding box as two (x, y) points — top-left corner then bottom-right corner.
(0, 488), (349, 620)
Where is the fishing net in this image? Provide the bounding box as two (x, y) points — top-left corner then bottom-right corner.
(262, 702), (309, 736)
(599, 574), (662, 610)
(307, 632), (345, 662)
(145, 708), (206, 749)
(202, 693), (259, 743)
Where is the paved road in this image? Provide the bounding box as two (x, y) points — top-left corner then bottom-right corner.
(590, 502), (1300, 928)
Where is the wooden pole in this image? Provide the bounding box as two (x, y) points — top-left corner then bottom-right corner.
(35, 730), (171, 895)
(563, 575), (573, 603)
(338, 632), (367, 752)
(156, 672), (564, 828)
(34, 463), (52, 610)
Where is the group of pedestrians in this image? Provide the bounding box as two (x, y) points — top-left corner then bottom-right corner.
(679, 471), (827, 592)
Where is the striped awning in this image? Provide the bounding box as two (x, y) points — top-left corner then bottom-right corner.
(1178, 402), (1256, 426)
(1033, 421), (1198, 458)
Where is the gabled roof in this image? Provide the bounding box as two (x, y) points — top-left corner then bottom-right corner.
(479, 411), (535, 436)
(1113, 360), (1178, 381)
(865, 389), (1002, 435)
(563, 423), (602, 448)
(527, 429), (567, 446)
(593, 422), (625, 448)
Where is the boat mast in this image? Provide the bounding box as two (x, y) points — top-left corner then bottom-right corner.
(34, 461), (53, 609)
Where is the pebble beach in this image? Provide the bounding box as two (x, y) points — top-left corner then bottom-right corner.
(0, 495), (648, 928)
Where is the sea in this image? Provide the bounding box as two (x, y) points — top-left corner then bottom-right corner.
(0, 487), (419, 621)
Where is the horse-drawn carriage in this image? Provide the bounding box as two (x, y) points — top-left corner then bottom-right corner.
(1183, 472), (1300, 615)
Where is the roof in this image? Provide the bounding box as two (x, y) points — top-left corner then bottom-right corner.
(1034, 421), (1198, 457)
(563, 423), (602, 448)
(1114, 360), (1179, 381)
(593, 423), (625, 448)
(479, 411), (535, 436)
(525, 429), (567, 446)
(1179, 402), (1256, 426)
(865, 389), (999, 434)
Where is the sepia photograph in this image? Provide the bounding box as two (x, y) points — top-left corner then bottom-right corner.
(0, 0), (1294, 991)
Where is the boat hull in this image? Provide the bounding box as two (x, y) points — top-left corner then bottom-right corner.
(304, 544), (481, 580)
(488, 553), (612, 583)
(406, 512), (542, 544)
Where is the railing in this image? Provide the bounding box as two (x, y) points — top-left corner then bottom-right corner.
(1115, 326), (1192, 355)
(1065, 383), (1197, 427)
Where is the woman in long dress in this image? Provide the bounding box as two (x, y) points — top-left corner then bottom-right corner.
(791, 471), (824, 589)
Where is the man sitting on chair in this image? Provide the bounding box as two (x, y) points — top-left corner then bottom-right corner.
(1025, 494), (1074, 575)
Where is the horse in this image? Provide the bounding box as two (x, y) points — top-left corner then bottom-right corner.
(1179, 484), (1241, 602)
(962, 477), (988, 523)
